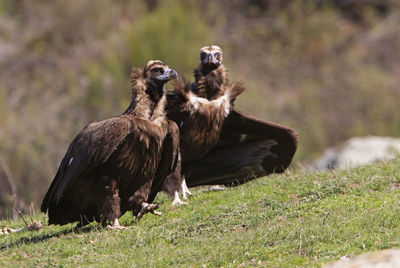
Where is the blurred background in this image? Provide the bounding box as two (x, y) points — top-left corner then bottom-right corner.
(0, 0), (399, 219)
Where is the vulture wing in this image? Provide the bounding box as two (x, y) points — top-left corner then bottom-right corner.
(184, 109), (298, 187)
(147, 121), (180, 203)
(41, 116), (133, 212)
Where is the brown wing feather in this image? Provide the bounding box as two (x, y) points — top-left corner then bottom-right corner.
(185, 109), (298, 187)
(41, 116), (134, 212)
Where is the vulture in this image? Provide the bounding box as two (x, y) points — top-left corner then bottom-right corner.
(163, 45), (245, 205)
(41, 60), (179, 229)
(163, 45), (298, 205)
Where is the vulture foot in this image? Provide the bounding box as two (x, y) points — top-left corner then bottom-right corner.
(137, 202), (162, 218)
(170, 191), (188, 207)
(106, 219), (127, 230)
(181, 179), (193, 200)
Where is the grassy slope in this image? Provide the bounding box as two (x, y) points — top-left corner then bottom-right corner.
(1, 159), (400, 267)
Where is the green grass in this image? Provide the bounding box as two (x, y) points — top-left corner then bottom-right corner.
(1, 159), (400, 267)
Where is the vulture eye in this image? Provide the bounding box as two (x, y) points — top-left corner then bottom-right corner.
(200, 52), (207, 60)
(214, 52), (220, 59)
(150, 67), (163, 74)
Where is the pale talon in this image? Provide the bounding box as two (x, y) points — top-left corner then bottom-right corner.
(170, 191), (188, 206)
(106, 225), (128, 230)
(137, 202), (162, 218)
(106, 219), (127, 230)
(171, 200), (188, 206)
(181, 179), (193, 200)
(182, 190), (192, 200)
(152, 210), (162, 216)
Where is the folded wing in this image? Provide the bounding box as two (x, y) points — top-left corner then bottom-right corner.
(40, 117), (132, 212)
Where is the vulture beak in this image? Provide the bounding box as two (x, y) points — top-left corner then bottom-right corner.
(201, 53), (212, 65)
(202, 53), (220, 65)
(156, 68), (178, 81)
(212, 57), (220, 65)
(168, 69), (178, 80)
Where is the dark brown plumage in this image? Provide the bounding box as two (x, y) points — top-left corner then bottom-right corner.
(184, 109), (298, 186)
(41, 60), (179, 228)
(163, 46), (245, 205)
(163, 45), (298, 204)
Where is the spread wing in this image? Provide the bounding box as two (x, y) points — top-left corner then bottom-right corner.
(41, 116), (133, 212)
(184, 109), (298, 186)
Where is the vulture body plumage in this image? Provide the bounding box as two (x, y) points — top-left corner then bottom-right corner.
(163, 46), (298, 204)
(41, 60), (179, 228)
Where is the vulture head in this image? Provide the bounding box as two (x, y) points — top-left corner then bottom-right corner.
(144, 60), (178, 82)
(143, 60), (178, 101)
(200, 45), (223, 72)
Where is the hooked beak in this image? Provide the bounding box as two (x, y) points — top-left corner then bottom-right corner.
(156, 68), (178, 81)
(202, 54), (212, 65)
(202, 54), (220, 65)
(207, 54), (212, 64)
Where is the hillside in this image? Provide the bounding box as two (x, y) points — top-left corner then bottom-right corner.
(2, 0), (400, 219)
(1, 159), (400, 267)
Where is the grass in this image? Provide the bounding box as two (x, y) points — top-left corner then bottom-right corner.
(1, 159), (400, 267)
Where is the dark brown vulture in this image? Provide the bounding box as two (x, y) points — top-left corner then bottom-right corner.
(41, 60), (179, 229)
(163, 45), (245, 205)
(163, 45), (298, 205)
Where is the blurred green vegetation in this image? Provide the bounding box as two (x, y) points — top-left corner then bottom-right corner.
(0, 0), (399, 218)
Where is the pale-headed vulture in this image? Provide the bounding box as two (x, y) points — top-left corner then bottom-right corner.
(163, 46), (298, 205)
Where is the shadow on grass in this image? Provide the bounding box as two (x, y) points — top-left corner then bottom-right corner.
(0, 224), (101, 250)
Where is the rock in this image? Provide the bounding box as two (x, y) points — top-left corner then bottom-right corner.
(313, 136), (400, 170)
(208, 185), (226, 191)
(323, 249), (400, 268)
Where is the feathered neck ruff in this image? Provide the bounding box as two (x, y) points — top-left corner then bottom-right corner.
(123, 68), (166, 120)
(192, 64), (230, 100)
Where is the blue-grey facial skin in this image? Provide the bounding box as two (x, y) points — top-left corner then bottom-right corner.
(201, 53), (221, 65)
(156, 68), (178, 81)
